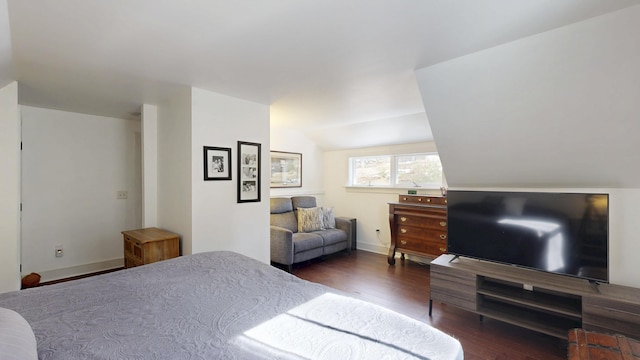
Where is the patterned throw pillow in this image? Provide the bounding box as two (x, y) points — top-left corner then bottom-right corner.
(322, 207), (336, 229)
(297, 207), (325, 232)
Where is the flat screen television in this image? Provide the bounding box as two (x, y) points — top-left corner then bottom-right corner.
(447, 190), (609, 283)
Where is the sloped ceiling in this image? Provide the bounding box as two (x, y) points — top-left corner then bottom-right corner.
(416, 6), (640, 188)
(0, 0), (13, 88)
(5, 1), (640, 150)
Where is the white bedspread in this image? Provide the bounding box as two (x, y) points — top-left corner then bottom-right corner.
(0, 251), (463, 359)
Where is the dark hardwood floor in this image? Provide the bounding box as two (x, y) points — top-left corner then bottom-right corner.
(293, 250), (567, 360)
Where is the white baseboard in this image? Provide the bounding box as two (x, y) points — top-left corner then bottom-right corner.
(356, 242), (434, 265)
(36, 258), (124, 283)
(356, 242), (388, 255)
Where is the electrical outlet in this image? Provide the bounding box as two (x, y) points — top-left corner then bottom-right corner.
(55, 245), (63, 257)
(116, 191), (128, 199)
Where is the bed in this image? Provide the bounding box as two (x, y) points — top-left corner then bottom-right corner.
(0, 251), (463, 359)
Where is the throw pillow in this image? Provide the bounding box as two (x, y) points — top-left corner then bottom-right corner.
(297, 207), (325, 232)
(322, 207), (336, 229)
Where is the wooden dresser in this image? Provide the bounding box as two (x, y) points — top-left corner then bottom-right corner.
(388, 195), (447, 265)
(122, 227), (180, 268)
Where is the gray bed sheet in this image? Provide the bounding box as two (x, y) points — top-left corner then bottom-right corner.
(0, 251), (462, 359)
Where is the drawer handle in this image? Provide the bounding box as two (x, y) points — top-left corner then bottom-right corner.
(403, 197), (407, 201)
(400, 217), (407, 222)
(400, 240), (407, 245)
(439, 247), (446, 252)
(440, 221), (447, 227)
(418, 198), (422, 202)
(444, 199), (447, 204)
(401, 228), (407, 233)
(440, 234), (447, 240)
(426, 198), (431, 202)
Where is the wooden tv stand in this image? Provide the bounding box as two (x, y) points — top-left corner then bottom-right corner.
(430, 254), (640, 339)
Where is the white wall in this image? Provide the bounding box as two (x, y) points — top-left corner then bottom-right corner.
(270, 127), (324, 199)
(415, 6), (640, 287)
(190, 87), (270, 263)
(141, 104), (158, 227)
(157, 89), (193, 255)
(0, 81), (20, 293)
(323, 141), (440, 255)
(608, 189), (640, 287)
(20, 106), (141, 281)
(0, 0), (14, 88)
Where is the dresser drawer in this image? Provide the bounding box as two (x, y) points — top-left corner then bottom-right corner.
(398, 195), (447, 206)
(397, 225), (447, 242)
(397, 235), (447, 254)
(396, 214), (447, 230)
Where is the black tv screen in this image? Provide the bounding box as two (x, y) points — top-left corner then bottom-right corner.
(447, 190), (609, 282)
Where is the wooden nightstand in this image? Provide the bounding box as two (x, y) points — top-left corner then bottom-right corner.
(122, 227), (180, 268)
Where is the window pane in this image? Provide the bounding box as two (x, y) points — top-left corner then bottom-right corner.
(351, 156), (391, 186)
(395, 154), (442, 186)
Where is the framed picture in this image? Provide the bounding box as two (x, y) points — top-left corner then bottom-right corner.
(203, 146), (231, 181)
(237, 141), (261, 203)
(270, 151), (302, 188)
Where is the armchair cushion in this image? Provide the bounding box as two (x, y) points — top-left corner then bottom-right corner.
(293, 232), (324, 252)
(271, 212), (298, 233)
(316, 228), (346, 246)
(271, 197), (294, 214)
(291, 196), (317, 209)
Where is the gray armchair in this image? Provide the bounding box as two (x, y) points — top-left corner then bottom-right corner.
(270, 196), (354, 272)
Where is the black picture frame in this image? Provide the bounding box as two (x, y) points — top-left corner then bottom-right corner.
(237, 141), (261, 203)
(203, 146), (232, 181)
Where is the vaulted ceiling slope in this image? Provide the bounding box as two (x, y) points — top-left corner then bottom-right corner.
(416, 5), (640, 188)
(0, 0), (13, 87)
(3, 1), (640, 149)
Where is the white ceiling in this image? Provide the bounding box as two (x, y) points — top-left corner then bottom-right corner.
(2, 0), (639, 149)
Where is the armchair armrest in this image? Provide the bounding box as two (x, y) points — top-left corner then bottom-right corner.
(335, 217), (356, 252)
(270, 225), (294, 266)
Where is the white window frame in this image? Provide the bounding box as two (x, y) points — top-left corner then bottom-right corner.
(348, 152), (444, 189)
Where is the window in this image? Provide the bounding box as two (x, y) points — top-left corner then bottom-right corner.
(351, 156), (391, 186)
(349, 153), (443, 188)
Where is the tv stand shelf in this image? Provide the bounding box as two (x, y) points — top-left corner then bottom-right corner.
(478, 277), (582, 318)
(477, 277), (582, 338)
(430, 254), (640, 339)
